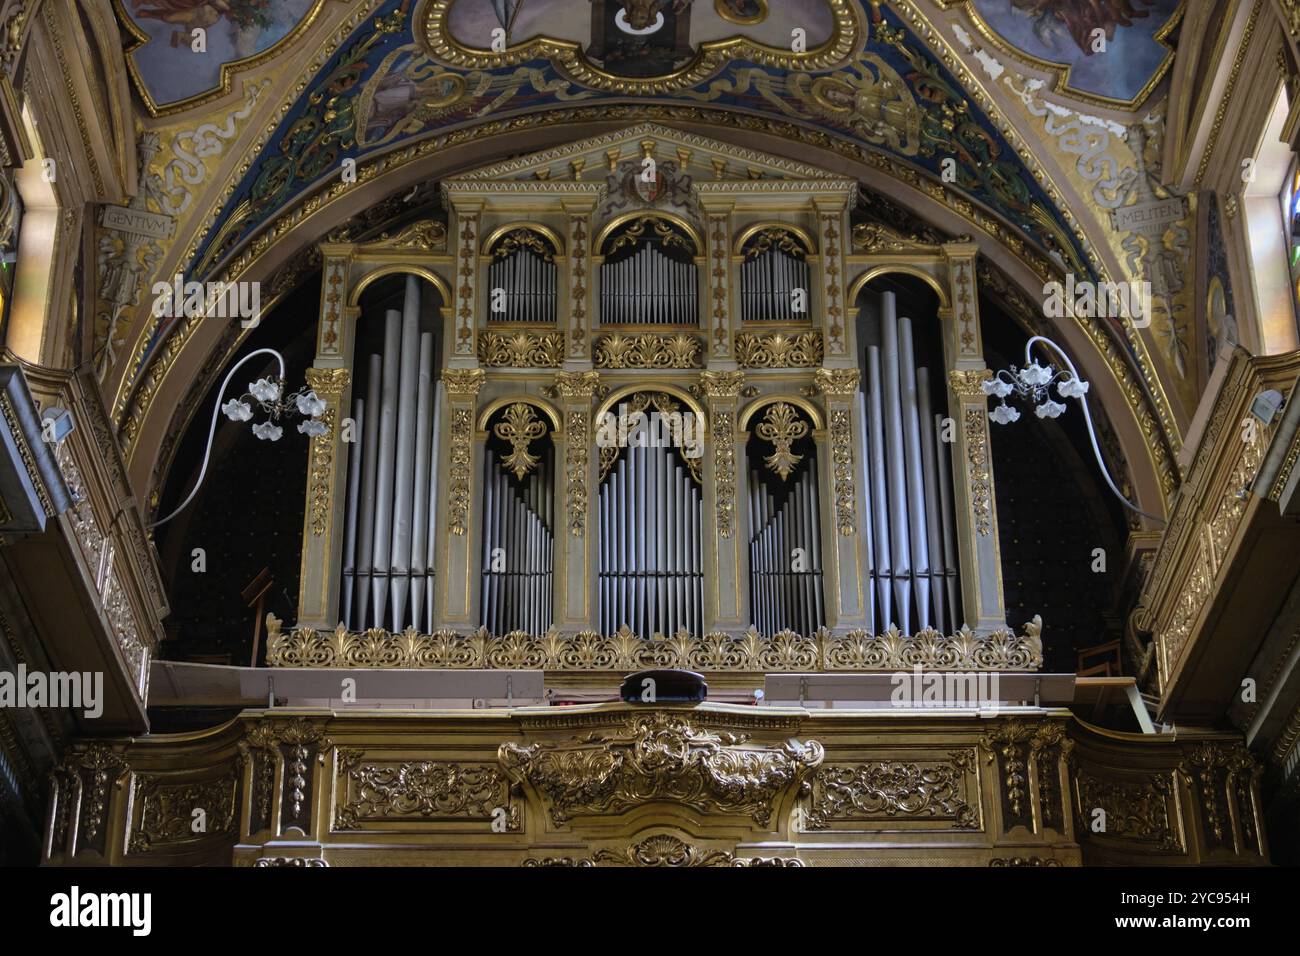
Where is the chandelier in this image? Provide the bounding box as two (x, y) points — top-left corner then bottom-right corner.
(982, 335), (1160, 521)
(150, 348), (326, 529)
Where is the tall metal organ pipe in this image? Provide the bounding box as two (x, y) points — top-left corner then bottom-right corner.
(746, 413), (825, 637)
(855, 289), (963, 636)
(478, 424), (554, 636)
(598, 442), (702, 636)
(340, 276), (441, 633)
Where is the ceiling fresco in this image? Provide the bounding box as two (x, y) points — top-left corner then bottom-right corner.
(113, 0), (1150, 454)
(117, 0), (321, 110)
(966, 0), (1182, 105)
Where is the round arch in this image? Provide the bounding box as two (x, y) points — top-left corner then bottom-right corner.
(595, 210), (703, 256)
(128, 116), (1170, 525)
(739, 395), (825, 432)
(849, 265), (950, 311)
(596, 383), (708, 434)
(476, 395), (564, 434)
(348, 265), (451, 309)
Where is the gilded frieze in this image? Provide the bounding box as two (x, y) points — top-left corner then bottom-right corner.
(594, 332), (704, 369)
(565, 410), (589, 537)
(334, 756), (520, 831)
(498, 711), (824, 826)
(128, 773), (239, 854)
(829, 407), (856, 536)
(265, 618), (1044, 672)
(478, 331), (566, 368)
(802, 752), (980, 830)
(736, 331), (824, 368)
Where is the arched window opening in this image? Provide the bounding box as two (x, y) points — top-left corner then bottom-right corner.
(746, 402), (824, 637)
(479, 403), (556, 636)
(739, 227), (812, 323)
(599, 215), (698, 325)
(856, 276), (961, 634)
(340, 274), (444, 633)
(486, 227), (558, 324)
(597, 391), (704, 637)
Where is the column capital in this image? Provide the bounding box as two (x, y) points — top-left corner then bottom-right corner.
(699, 370), (745, 399)
(552, 370), (602, 400)
(443, 367), (486, 398)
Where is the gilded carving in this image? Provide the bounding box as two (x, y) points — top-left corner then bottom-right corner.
(253, 857), (328, 867)
(803, 752), (979, 830)
(948, 368), (993, 399)
(448, 408), (473, 536)
(334, 759), (519, 831)
(964, 408), (992, 536)
(493, 403), (548, 480)
(755, 403), (809, 481)
(1074, 770), (1181, 852)
(735, 331), (824, 368)
(498, 711), (824, 826)
(709, 213), (730, 355)
(478, 331), (566, 368)
(307, 406), (336, 538)
(713, 410), (737, 539)
(552, 371), (601, 399)
(266, 619), (1045, 672)
(442, 368), (486, 397)
(566, 411), (589, 537)
(813, 368), (859, 395)
(569, 215), (590, 357)
(594, 333), (704, 369)
(699, 370), (745, 398)
(829, 407), (856, 536)
(456, 214), (478, 354)
(367, 219), (448, 253)
(128, 773), (238, 854)
(819, 212), (845, 354)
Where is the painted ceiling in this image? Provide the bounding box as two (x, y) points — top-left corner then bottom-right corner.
(119, 0), (1095, 377)
(966, 0), (1181, 105)
(105, 0), (1193, 496)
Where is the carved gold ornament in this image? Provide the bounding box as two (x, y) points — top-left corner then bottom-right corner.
(605, 215), (694, 256)
(491, 227), (556, 262)
(367, 219), (448, 253)
(735, 331), (824, 368)
(813, 368), (859, 395)
(442, 368), (486, 397)
(552, 371), (602, 399)
(755, 402), (809, 481)
(478, 331), (566, 368)
(448, 408), (473, 535)
(498, 711), (824, 826)
(742, 226), (807, 259)
(566, 411), (589, 537)
(595, 333), (704, 369)
(266, 618), (1045, 672)
(829, 408), (856, 535)
(964, 409), (992, 536)
(714, 410), (737, 539)
(493, 403), (548, 480)
(129, 773), (238, 854)
(334, 756), (519, 831)
(699, 370), (745, 398)
(803, 753), (979, 830)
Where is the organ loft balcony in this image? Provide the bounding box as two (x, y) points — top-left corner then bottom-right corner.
(43, 125), (1278, 868)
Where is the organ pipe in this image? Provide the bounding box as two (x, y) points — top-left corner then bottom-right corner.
(598, 443), (701, 636)
(741, 241), (811, 322)
(488, 245), (556, 324)
(340, 278), (441, 634)
(855, 289), (963, 636)
(600, 241), (697, 325)
(479, 417), (554, 636)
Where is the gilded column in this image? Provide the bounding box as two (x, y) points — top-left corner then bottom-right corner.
(701, 371), (745, 633)
(948, 370), (1007, 631)
(813, 368), (870, 631)
(702, 200), (735, 365)
(295, 367), (351, 628)
(552, 371), (600, 631)
(562, 198), (598, 368)
(814, 192), (854, 366)
(435, 368), (486, 629)
(448, 200), (482, 365)
(942, 241), (984, 370)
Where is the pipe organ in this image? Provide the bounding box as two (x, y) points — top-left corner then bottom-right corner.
(480, 404), (555, 636)
(340, 275), (444, 634)
(746, 403), (825, 636)
(297, 132), (1014, 650)
(857, 290), (961, 635)
(486, 228), (557, 324)
(599, 216), (698, 325)
(597, 393), (703, 638)
(740, 228), (812, 323)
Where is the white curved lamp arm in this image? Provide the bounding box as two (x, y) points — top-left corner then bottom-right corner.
(149, 348), (286, 530)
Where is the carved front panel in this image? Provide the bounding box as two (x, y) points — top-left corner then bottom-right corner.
(800, 751), (981, 832)
(333, 755), (521, 832)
